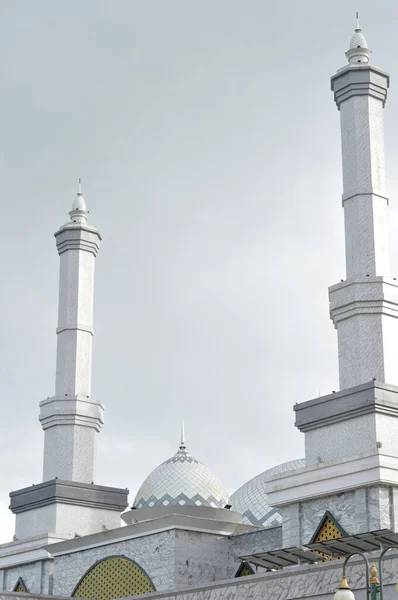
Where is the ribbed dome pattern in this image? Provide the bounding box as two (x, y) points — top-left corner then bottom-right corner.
(230, 459), (305, 527)
(134, 446), (229, 509)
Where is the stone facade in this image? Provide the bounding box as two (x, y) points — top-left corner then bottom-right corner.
(50, 527), (263, 596)
(230, 527), (282, 558)
(2, 551), (398, 600)
(0, 520), (286, 596)
(136, 552), (398, 600)
(0, 517), (267, 595)
(52, 531), (176, 596)
(278, 486), (398, 548)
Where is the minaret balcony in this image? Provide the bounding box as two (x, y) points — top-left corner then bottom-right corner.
(329, 276), (398, 326)
(39, 395), (104, 432)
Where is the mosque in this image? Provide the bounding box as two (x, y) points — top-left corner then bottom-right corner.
(2, 19), (398, 600)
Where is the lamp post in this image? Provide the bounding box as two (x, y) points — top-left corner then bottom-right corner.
(334, 547), (398, 600)
(334, 553), (371, 600)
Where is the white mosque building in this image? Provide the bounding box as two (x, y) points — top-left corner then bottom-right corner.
(2, 20), (398, 600)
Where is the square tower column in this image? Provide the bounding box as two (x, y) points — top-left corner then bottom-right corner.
(40, 219), (103, 483)
(9, 187), (128, 541)
(266, 25), (398, 546)
(329, 59), (398, 390)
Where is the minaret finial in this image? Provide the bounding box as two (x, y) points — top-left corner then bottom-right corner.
(179, 417), (186, 451)
(346, 13), (369, 63)
(70, 178), (88, 220)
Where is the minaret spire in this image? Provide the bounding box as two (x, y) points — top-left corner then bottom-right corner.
(356, 11), (360, 31)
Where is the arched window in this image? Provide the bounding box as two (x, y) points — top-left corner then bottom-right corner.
(72, 556), (155, 600)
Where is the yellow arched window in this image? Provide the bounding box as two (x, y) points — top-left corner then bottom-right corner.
(72, 556), (155, 600)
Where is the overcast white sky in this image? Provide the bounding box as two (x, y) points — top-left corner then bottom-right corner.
(1, 0), (398, 543)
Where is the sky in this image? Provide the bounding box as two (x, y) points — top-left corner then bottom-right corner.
(1, 0), (398, 543)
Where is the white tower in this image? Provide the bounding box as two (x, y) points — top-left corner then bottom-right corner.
(328, 21), (398, 390)
(40, 182), (103, 482)
(266, 21), (398, 544)
(10, 184), (128, 542)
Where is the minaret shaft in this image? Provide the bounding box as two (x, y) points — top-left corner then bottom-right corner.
(55, 248), (94, 397)
(329, 39), (398, 391)
(39, 200), (103, 484)
(340, 93), (390, 278)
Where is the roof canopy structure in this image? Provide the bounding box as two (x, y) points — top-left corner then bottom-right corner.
(241, 529), (398, 571)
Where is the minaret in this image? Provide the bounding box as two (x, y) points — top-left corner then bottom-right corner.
(328, 18), (398, 390)
(9, 184), (128, 541)
(266, 21), (398, 544)
(40, 181), (103, 482)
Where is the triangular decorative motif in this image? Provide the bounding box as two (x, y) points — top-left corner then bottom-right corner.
(309, 511), (347, 561)
(13, 577), (28, 593)
(310, 511), (347, 544)
(235, 561), (255, 577)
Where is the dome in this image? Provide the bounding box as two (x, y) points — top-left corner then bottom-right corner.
(350, 30), (368, 50)
(71, 192), (87, 212)
(133, 439), (229, 509)
(71, 180), (87, 212)
(230, 459), (305, 527)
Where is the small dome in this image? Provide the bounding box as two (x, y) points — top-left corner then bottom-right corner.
(350, 29), (368, 50)
(230, 459), (305, 527)
(134, 443), (229, 509)
(71, 192), (87, 212)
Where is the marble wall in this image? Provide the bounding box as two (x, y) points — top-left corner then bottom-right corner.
(52, 528), (239, 596)
(1, 551), (398, 600)
(230, 527), (282, 558)
(282, 485), (398, 547)
(52, 530), (176, 596)
(174, 531), (233, 588)
(0, 526), (284, 597)
(304, 413), (377, 465)
(2, 562), (44, 595)
(122, 551), (398, 600)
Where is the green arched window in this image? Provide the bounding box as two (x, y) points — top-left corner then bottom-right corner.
(72, 556), (155, 600)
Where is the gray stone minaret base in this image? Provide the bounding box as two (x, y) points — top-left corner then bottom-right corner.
(10, 480), (128, 540)
(269, 381), (398, 547)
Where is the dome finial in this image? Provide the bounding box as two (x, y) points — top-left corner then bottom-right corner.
(346, 14), (370, 64)
(70, 178), (88, 222)
(179, 417), (186, 451)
